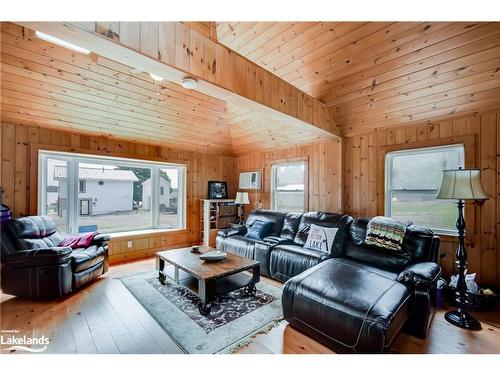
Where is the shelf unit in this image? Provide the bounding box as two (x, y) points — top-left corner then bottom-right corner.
(200, 199), (238, 247)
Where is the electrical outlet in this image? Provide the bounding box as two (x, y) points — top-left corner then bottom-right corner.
(127, 240), (133, 248)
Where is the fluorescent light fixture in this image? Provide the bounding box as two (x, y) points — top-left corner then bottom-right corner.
(181, 77), (198, 89)
(149, 73), (164, 82)
(35, 31), (91, 55)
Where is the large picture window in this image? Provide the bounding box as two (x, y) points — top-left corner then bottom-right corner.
(385, 144), (465, 235)
(39, 150), (186, 235)
(271, 161), (307, 213)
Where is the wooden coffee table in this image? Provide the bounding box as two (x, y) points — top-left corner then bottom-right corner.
(156, 246), (260, 316)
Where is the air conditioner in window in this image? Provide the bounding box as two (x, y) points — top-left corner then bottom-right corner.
(239, 171), (261, 190)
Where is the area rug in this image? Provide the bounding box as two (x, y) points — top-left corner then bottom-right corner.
(119, 271), (283, 354)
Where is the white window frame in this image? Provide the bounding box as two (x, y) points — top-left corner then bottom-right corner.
(38, 150), (186, 234)
(384, 144), (465, 236)
(271, 160), (307, 213)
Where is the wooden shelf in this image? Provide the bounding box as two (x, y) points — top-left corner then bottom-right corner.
(200, 199), (238, 247)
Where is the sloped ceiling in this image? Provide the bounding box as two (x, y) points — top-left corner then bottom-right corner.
(217, 22), (500, 135)
(0, 22), (333, 155)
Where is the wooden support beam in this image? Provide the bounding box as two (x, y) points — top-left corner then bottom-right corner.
(16, 22), (339, 139)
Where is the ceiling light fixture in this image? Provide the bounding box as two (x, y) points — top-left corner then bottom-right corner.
(35, 31), (91, 55)
(149, 73), (164, 82)
(181, 77), (198, 89)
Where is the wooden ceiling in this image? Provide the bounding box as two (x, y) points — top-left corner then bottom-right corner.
(0, 22), (332, 155)
(217, 22), (500, 136)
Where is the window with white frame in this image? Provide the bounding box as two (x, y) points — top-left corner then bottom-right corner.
(385, 144), (465, 235)
(39, 150), (186, 235)
(271, 161), (307, 213)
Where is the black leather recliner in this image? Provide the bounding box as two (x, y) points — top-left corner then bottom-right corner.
(1, 215), (110, 299)
(217, 209), (441, 353)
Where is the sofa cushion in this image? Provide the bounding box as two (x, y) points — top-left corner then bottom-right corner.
(282, 258), (412, 353)
(71, 245), (106, 273)
(245, 220), (274, 240)
(245, 210), (285, 237)
(280, 213), (302, 240)
(293, 212), (353, 257)
(345, 217), (438, 271)
(216, 235), (259, 260)
(269, 244), (327, 282)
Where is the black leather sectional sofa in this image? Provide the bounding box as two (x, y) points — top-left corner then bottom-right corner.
(1, 215), (110, 299)
(217, 209), (441, 353)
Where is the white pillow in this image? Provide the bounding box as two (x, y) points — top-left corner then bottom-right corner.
(304, 224), (339, 254)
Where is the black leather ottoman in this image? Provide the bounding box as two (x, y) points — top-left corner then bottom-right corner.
(282, 258), (413, 353)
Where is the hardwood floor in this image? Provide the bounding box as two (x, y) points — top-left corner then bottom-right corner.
(1, 257), (499, 354)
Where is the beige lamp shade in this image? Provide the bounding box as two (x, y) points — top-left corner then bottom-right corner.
(435, 168), (488, 200)
(235, 192), (250, 204)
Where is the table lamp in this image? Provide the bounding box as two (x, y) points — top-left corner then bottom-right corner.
(234, 192), (250, 225)
(436, 167), (488, 330)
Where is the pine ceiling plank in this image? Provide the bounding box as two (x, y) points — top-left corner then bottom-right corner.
(320, 23), (499, 102)
(332, 55), (500, 117)
(337, 85), (500, 126)
(245, 22), (319, 63)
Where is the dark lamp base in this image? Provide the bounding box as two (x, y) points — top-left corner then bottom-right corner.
(445, 309), (482, 330)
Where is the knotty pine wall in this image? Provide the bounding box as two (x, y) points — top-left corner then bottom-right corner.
(0, 123), (237, 263)
(234, 139), (343, 216)
(343, 109), (500, 285)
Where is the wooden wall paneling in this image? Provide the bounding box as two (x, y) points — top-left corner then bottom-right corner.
(343, 109), (500, 285)
(233, 140), (342, 215)
(0, 122), (238, 264)
(140, 22), (159, 58)
(119, 22), (140, 51)
(497, 111), (500, 282)
(158, 22), (176, 65)
(14, 125), (28, 217)
(189, 29), (204, 77)
(367, 133), (378, 217)
(359, 136), (369, 217)
(174, 22), (191, 72)
(480, 112), (497, 284)
(96, 22), (120, 40)
(202, 38), (217, 84)
(1, 124), (15, 210)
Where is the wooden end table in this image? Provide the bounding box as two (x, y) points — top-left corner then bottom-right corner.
(156, 246), (260, 316)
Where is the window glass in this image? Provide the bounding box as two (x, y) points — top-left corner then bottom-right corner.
(158, 168), (183, 228)
(76, 162), (151, 233)
(45, 157), (69, 234)
(39, 151), (185, 234)
(272, 161), (306, 213)
(385, 145), (464, 234)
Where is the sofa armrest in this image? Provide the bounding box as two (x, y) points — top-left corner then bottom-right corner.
(92, 233), (111, 246)
(4, 247), (72, 268)
(397, 262), (441, 289)
(218, 226), (247, 238)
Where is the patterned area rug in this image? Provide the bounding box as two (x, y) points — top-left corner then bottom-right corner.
(119, 271), (283, 354)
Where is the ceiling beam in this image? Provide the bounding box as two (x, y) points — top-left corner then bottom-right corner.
(16, 22), (340, 139)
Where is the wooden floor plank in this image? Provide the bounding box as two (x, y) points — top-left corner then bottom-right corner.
(1, 257), (499, 354)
